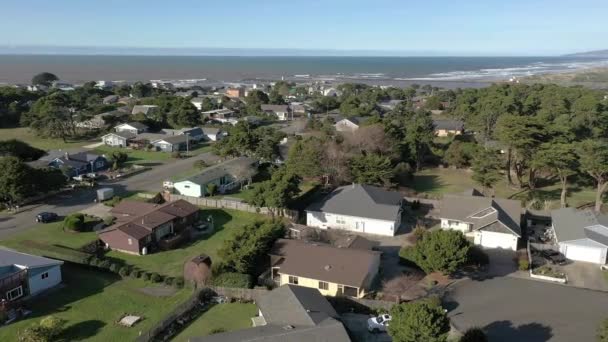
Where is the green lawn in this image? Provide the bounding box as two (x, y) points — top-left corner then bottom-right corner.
(1, 220), (98, 252)
(406, 167), (598, 209)
(94, 145), (172, 164)
(106, 208), (267, 277)
(172, 303), (257, 341)
(0, 264), (192, 342)
(0, 127), (90, 150)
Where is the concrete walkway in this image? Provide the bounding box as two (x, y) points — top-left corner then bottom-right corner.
(83, 142), (104, 149)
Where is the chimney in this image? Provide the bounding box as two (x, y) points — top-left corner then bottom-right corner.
(64, 152), (70, 160)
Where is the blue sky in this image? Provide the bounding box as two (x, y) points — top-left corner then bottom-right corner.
(1, 0), (607, 56)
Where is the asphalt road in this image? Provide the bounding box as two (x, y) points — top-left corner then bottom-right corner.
(0, 152), (220, 239)
(445, 277), (608, 342)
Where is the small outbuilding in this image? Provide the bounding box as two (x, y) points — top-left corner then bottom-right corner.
(183, 254), (212, 287)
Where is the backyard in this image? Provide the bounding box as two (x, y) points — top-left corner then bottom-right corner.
(405, 168), (598, 209)
(172, 302), (257, 341)
(95, 143), (213, 166)
(0, 127), (91, 150)
(0, 264), (192, 342)
(1, 220), (98, 252)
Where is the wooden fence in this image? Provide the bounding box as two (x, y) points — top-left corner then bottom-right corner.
(166, 194), (299, 221)
(206, 285), (270, 301)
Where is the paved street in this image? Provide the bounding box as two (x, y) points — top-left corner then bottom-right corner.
(445, 277), (608, 342)
(0, 152), (220, 239)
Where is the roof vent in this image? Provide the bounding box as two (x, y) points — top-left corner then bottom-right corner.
(324, 265), (332, 271)
(282, 325), (294, 331)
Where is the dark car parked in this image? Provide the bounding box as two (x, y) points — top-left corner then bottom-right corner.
(541, 250), (567, 265)
(36, 212), (58, 223)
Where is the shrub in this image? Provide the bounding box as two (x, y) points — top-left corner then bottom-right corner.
(209, 272), (252, 288)
(98, 260), (111, 269)
(88, 257), (101, 267)
(102, 215), (115, 226)
(103, 196), (122, 207)
(39, 316), (67, 338)
(399, 230), (471, 274)
(164, 277), (174, 286)
(467, 246), (490, 266)
(598, 318), (608, 342)
(388, 298), (449, 341)
(171, 151), (182, 159)
(142, 272), (151, 281)
(118, 267), (130, 277)
(150, 273), (162, 283)
(109, 263), (120, 273)
(174, 276), (185, 289)
(63, 214), (85, 232)
(461, 327), (488, 342)
(130, 270), (141, 279)
(210, 328), (226, 335)
(518, 258), (530, 271)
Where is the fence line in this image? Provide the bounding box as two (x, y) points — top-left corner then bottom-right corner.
(166, 193), (299, 221)
(206, 285), (269, 301)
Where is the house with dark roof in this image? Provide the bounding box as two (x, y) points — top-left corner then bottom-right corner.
(0, 249), (63, 304)
(47, 151), (108, 176)
(261, 104), (291, 121)
(101, 131), (137, 147)
(269, 239), (380, 298)
(190, 284), (350, 342)
(550, 208), (608, 264)
(131, 105), (159, 117)
(150, 134), (193, 152)
(173, 157), (258, 197)
(334, 116), (371, 132)
(439, 192), (522, 251)
(98, 199), (200, 255)
(306, 184), (404, 236)
(433, 119), (464, 137)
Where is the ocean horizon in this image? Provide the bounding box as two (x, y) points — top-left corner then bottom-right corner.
(1, 54), (607, 88)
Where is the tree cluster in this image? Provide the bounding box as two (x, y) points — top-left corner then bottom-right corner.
(213, 122), (286, 161)
(388, 298), (450, 342)
(399, 229), (471, 274)
(0, 157), (66, 208)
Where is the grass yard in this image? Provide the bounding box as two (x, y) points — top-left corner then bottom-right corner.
(1, 220), (98, 252)
(406, 167), (598, 209)
(106, 208), (267, 277)
(0, 264), (192, 342)
(172, 302), (257, 342)
(0, 127), (90, 150)
(94, 145), (172, 164)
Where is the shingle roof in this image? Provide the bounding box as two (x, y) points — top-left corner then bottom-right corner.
(0, 249), (63, 269)
(433, 119), (464, 131)
(270, 239), (380, 288)
(152, 134), (190, 145)
(440, 194), (522, 236)
(306, 184), (403, 221)
(110, 201), (159, 217)
(261, 104), (290, 112)
(551, 208), (608, 246)
(182, 157), (257, 186)
(157, 199), (199, 218)
(104, 132), (136, 140)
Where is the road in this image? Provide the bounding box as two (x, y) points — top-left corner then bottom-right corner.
(0, 152), (220, 239)
(445, 277), (608, 342)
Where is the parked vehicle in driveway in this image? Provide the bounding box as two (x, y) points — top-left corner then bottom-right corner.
(36, 212), (58, 223)
(541, 250), (567, 265)
(367, 314), (391, 333)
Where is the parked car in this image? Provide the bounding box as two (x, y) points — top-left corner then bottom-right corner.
(36, 212), (58, 223)
(541, 250), (567, 265)
(367, 314), (391, 333)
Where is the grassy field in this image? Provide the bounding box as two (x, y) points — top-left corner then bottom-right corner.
(105, 208), (267, 277)
(172, 303), (257, 341)
(1, 220), (98, 252)
(0, 264), (192, 342)
(0, 127), (91, 150)
(405, 168), (598, 209)
(95, 143), (213, 165)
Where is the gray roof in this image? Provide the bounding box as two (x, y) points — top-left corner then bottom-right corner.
(201, 127), (221, 135)
(152, 134), (191, 145)
(104, 132), (136, 140)
(182, 157), (257, 186)
(433, 119), (464, 131)
(121, 122), (148, 130)
(440, 194), (522, 236)
(306, 184), (403, 221)
(551, 208), (608, 246)
(0, 249), (63, 269)
(261, 104), (289, 113)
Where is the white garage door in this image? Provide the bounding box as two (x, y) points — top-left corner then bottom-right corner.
(476, 231), (517, 251)
(563, 244), (604, 264)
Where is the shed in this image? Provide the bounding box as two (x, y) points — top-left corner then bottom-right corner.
(183, 254), (212, 287)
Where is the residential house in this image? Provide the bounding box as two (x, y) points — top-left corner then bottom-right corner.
(102, 95), (119, 104)
(289, 102), (308, 116)
(47, 151), (108, 176)
(95, 80), (114, 89)
(51, 80), (74, 91)
(201, 108), (237, 125)
(322, 88), (340, 97)
(201, 127), (223, 141)
(433, 119), (464, 137)
(101, 131), (136, 148)
(0, 249), (63, 303)
(131, 105), (159, 117)
(550, 208), (608, 264)
(269, 239), (380, 298)
(150, 135), (193, 153)
(98, 199), (200, 255)
(173, 157), (258, 197)
(334, 116), (370, 132)
(379, 99), (405, 111)
(190, 284), (350, 342)
(306, 184), (404, 236)
(115, 122), (149, 135)
(75, 112), (116, 130)
(225, 87), (245, 98)
(439, 190), (522, 251)
(261, 104), (290, 121)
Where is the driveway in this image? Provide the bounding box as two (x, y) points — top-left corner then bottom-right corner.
(446, 277), (608, 342)
(559, 261), (608, 291)
(341, 313), (391, 342)
(0, 152), (220, 239)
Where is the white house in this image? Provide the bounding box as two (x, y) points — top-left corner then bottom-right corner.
(115, 122), (149, 135)
(201, 127), (223, 141)
(131, 105), (159, 117)
(101, 132), (136, 147)
(439, 190), (522, 251)
(261, 104), (290, 121)
(305, 184), (404, 237)
(550, 208), (608, 264)
(0, 249), (63, 301)
(334, 117), (370, 132)
(173, 157), (258, 197)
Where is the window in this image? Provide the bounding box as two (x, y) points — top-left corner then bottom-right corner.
(41, 272), (49, 280)
(6, 286), (23, 301)
(470, 207), (497, 219)
(184, 185), (190, 188)
(336, 217), (346, 224)
(128, 238), (133, 245)
(318, 281), (329, 290)
(288, 276), (299, 285)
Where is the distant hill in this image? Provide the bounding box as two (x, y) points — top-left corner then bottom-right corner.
(564, 49), (608, 58)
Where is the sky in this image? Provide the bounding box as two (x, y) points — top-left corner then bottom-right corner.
(1, 0), (607, 56)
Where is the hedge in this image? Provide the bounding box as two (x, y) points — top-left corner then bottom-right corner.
(209, 272), (252, 288)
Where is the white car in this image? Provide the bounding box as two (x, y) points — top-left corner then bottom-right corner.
(367, 314), (391, 333)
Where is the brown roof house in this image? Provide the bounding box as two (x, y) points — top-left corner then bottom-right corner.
(269, 239), (380, 298)
(98, 199), (200, 255)
(439, 190), (522, 251)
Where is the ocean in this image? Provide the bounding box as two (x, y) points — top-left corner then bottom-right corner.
(0, 55), (607, 88)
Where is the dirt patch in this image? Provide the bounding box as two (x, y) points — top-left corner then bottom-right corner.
(139, 286), (178, 297)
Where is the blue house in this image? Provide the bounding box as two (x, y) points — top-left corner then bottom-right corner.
(48, 151), (108, 176)
(0, 249), (63, 304)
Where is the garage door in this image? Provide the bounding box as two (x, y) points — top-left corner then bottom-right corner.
(476, 231), (517, 251)
(563, 244), (604, 264)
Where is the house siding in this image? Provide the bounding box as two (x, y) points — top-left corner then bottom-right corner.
(99, 229), (143, 255)
(278, 273), (371, 298)
(306, 211), (397, 236)
(27, 265), (62, 296)
(474, 230), (518, 251)
(103, 134), (128, 147)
